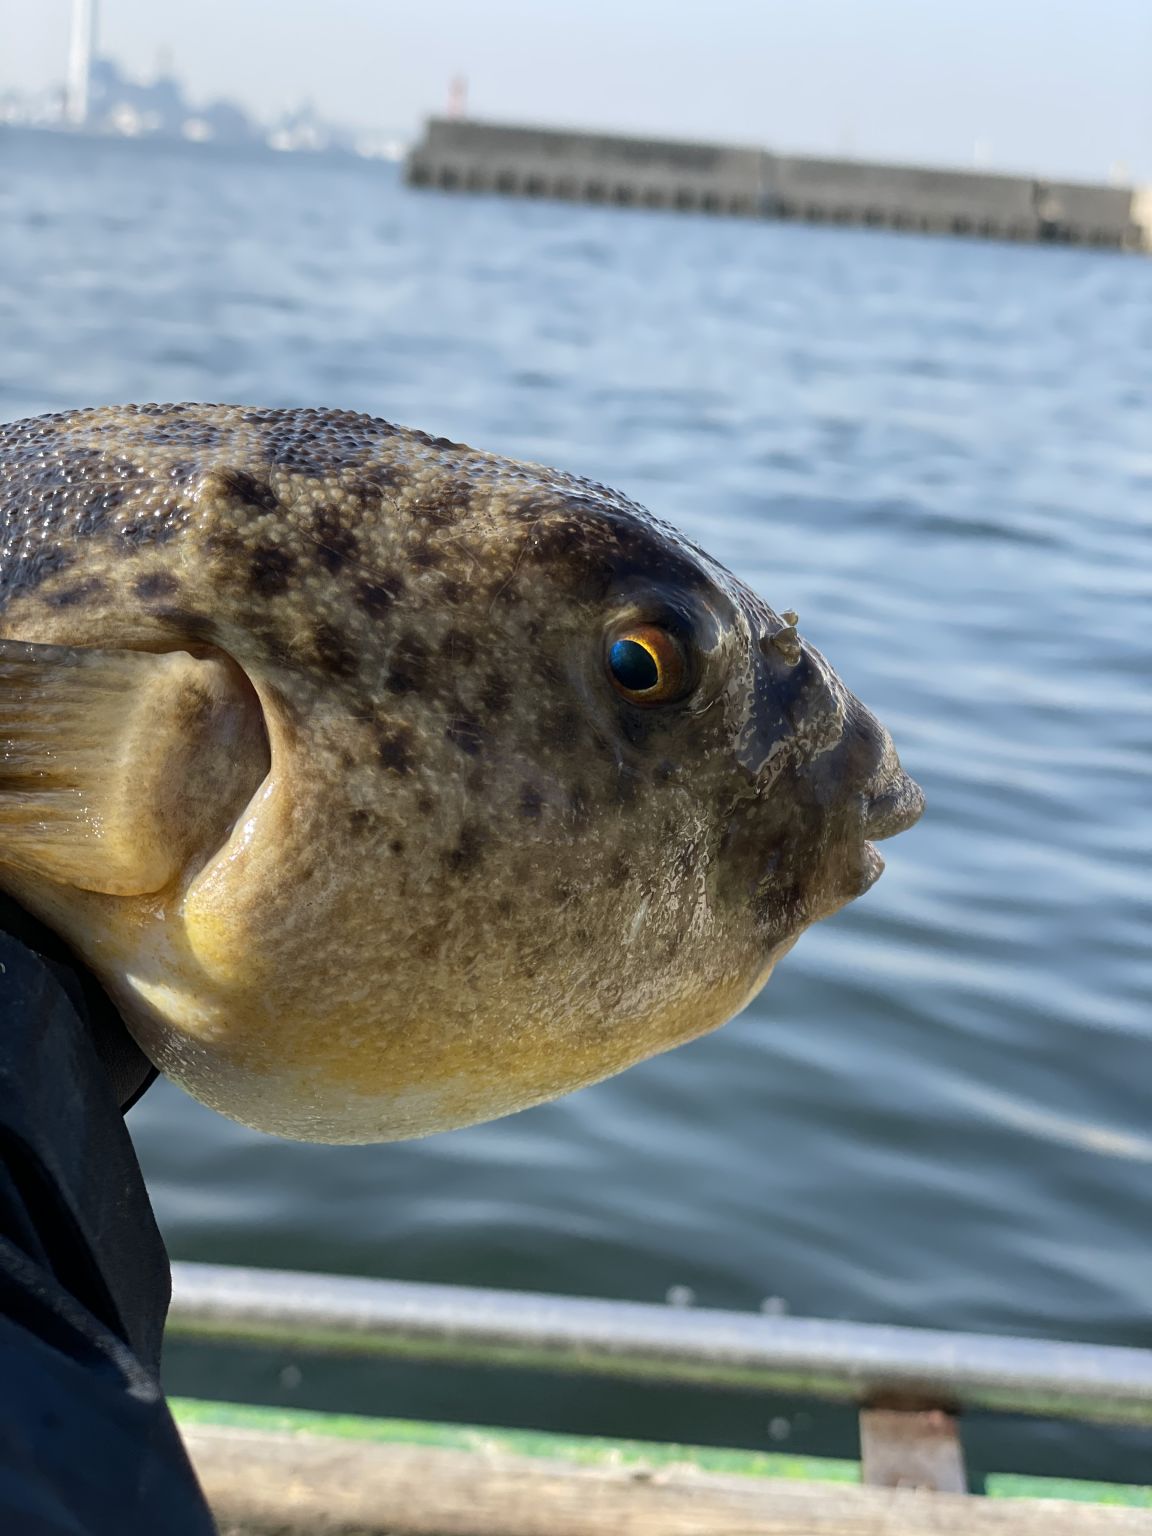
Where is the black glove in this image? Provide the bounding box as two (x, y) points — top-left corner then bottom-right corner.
(0, 900), (216, 1534)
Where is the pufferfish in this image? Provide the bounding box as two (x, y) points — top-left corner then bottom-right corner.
(0, 404), (923, 1143)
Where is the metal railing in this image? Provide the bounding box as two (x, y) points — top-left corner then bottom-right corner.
(168, 1262), (1152, 1428)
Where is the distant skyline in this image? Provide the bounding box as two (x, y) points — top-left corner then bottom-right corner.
(2, 0), (1149, 183)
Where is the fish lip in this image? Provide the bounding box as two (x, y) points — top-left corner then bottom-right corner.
(858, 841), (886, 895)
(863, 771), (925, 842)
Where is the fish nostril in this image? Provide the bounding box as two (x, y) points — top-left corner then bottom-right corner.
(760, 617), (802, 667)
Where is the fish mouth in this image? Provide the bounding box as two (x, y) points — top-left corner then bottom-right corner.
(851, 769), (924, 898)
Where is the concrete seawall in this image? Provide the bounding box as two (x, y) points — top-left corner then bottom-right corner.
(407, 118), (1150, 252)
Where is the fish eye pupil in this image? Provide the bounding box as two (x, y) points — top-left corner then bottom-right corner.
(609, 638), (659, 693)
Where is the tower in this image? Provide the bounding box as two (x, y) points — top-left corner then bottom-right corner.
(65, 0), (99, 127)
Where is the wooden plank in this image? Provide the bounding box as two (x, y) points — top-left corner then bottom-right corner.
(184, 1425), (1152, 1536)
(860, 1409), (968, 1493)
(171, 1398), (1152, 1507)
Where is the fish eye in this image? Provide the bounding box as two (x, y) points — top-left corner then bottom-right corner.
(606, 624), (690, 706)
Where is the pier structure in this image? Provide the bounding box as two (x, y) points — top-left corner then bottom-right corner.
(407, 117), (1150, 251)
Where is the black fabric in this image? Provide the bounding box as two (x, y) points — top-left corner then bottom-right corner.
(0, 897), (157, 1114)
(0, 924), (217, 1534)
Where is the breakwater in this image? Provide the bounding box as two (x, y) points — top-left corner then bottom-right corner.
(407, 117), (1150, 251)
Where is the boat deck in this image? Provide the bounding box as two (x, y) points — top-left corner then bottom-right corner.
(177, 1400), (1152, 1535)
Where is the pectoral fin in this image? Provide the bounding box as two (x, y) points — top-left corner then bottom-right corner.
(0, 638), (269, 896)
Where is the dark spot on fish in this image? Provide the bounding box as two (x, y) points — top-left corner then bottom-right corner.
(153, 608), (216, 641)
(518, 784), (543, 820)
(357, 575), (403, 618)
(446, 710), (485, 756)
(45, 577), (104, 608)
(313, 620), (359, 678)
(437, 628), (473, 666)
(416, 793), (434, 815)
(248, 544), (297, 597)
(552, 881), (573, 905)
(444, 822), (485, 875)
(418, 485), (469, 528)
(389, 838), (404, 856)
(134, 570), (180, 599)
(496, 895), (514, 917)
(480, 672), (512, 714)
(387, 632), (429, 695)
(209, 466), (279, 512)
(375, 723), (413, 776)
(439, 578), (462, 604)
(199, 523), (243, 560)
(411, 545), (441, 571)
(308, 509), (360, 574)
(347, 470), (397, 502)
(608, 856), (631, 888)
(249, 621), (295, 667)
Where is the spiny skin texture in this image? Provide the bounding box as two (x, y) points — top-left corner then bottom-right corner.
(0, 404), (923, 1142)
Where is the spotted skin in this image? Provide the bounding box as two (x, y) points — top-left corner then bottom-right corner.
(0, 404), (922, 1143)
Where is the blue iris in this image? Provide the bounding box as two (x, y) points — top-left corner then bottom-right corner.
(609, 638), (659, 692)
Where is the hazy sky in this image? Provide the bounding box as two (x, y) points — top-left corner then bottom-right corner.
(2, 1), (1149, 182)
